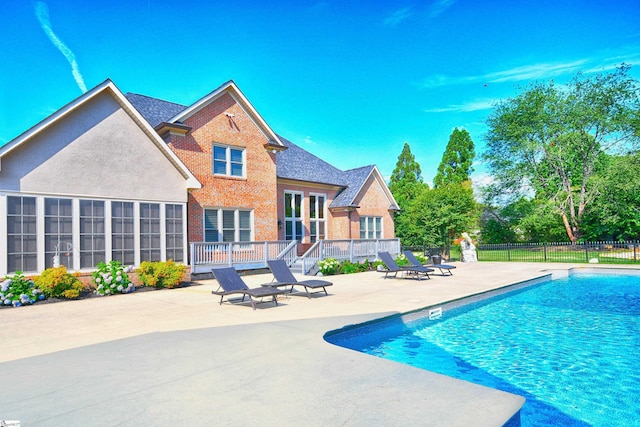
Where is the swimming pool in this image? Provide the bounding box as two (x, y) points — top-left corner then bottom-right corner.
(325, 269), (640, 426)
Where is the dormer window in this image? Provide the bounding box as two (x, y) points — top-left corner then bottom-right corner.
(213, 145), (245, 178)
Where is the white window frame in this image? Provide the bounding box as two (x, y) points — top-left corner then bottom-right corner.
(284, 191), (304, 242)
(309, 193), (327, 242)
(203, 208), (253, 242)
(0, 194), (187, 275)
(360, 216), (382, 239)
(212, 144), (246, 178)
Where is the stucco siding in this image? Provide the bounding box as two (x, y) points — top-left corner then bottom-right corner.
(0, 93), (187, 202)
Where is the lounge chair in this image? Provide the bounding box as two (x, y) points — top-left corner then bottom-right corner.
(403, 250), (456, 276)
(211, 267), (285, 310)
(267, 259), (333, 298)
(377, 251), (433, 280)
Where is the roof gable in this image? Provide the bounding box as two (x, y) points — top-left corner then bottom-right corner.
(0, 79), (200, 189)
(168, 81), (285, 149)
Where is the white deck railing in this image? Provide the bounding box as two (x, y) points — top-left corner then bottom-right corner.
(301, 238), (401, 275)
(190, 240), (297, 274)
(190, 238), (401, 275)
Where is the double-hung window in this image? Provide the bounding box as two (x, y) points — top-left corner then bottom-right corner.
(204, 208), (252, 242)
(213, 145), (245, 177)
(360, 216), (382, 239)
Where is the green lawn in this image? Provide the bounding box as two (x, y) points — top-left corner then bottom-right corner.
(477, 248), (638, 264)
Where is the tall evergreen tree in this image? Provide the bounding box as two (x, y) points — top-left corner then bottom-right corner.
(433, 128), (475, 188)
(389, 142), (424, 203)
(388, 142), (427, 245)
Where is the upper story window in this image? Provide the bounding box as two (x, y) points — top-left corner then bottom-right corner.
(213, 145), (245, 177)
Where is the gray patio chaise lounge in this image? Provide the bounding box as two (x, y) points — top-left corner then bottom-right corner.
(211, 267), (285, 310)
(267, 259), (333, 298)
(377, 251), (433, 280)
(403, 250), (456, 276)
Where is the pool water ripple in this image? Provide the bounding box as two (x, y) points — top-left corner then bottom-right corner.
(327, 271), (640, 426)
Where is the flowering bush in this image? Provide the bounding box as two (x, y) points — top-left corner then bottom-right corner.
(318, 258), (339, 276)
(93, 261), (134, 296)
(395, 253), (409, 266)
(35, 266), (85, 299)
(136, 260), (185, 288)
(0, 271), (45, 307)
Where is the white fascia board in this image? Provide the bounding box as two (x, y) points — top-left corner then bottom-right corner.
(167, 81), (285, 148)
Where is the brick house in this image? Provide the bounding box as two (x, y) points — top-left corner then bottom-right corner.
(0, 79), (398, 275)
(126, 80), (399, 253)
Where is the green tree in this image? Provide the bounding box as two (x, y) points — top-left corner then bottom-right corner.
(483, 65), (640, 243)
(409, 181), (478, 247)
(389, 142), (428, 245)
(480, 197), (568, 243)
(433, 128), (475, 188)
(582, 152), (640, 240)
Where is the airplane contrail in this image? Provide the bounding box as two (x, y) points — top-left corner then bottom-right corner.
(35, 1), (87, 93)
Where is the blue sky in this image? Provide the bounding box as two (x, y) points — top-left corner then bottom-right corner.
(2, 0), (639, 185)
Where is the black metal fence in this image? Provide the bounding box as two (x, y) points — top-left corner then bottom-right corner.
(476, 241), (639, 264)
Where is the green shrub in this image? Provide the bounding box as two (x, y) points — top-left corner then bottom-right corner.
(34, 266), (84, 299)
(318, 258), (339, 276)
(136, 260), (185, 289)
(395, 253), (409, 266)
(93, 261), (134, 296)
(338, 260), (358, 274)
(371, 259), (386, 271)
(0, 271), (46, 307)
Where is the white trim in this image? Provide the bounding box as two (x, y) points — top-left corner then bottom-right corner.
(167, 81), (285, 149)
(309, 192), (327, 241)
(348, 166), (399, 210)
(203, 207), (254, 243)
(283, 190), (305, 242)
(0, 80), (201, 190)
(0, 192), (187, 275)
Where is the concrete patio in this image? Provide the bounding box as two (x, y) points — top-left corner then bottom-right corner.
(1, 262), (636, 426)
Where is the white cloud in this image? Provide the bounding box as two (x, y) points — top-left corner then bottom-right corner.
(429, 0), (456, 18)
(416, 47), (640, 90)
(383, 7), (413, 27)
(35, 2), (87, 93)
(424, 99), (496, 113)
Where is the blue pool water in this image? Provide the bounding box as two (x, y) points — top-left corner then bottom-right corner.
(325, 270), (640, 426)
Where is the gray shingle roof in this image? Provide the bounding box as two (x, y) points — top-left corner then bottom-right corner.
(276, 136), (383, 208)
(275, 135), (345, 187)
(125, 93), (187, 127)
(333, 165), (376, 207)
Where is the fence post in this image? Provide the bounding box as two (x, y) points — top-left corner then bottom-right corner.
(507, 243), (511, 261)
(264, 241), (268, 264)
(585, 242), (589, 263)
(543, 243), (547, 262)
(635, 241), (638, 262)
(350, 240), (354, 262)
